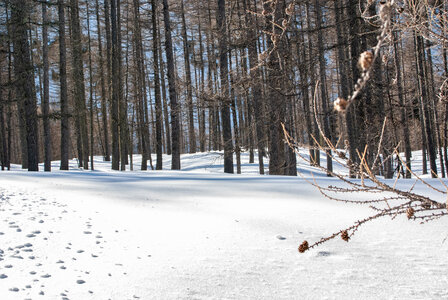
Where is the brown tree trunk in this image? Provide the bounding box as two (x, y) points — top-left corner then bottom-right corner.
(162, 0), (181, 169)
(111, 0), (120, 170)
(87, 0), (94, 170)
(217, 0), (234, 174)
(415, 33), (437, 177)
(70, 0), (89, 169)
(42, 1), (51, 171)
(58, 0), (70, 170)
(117, 0), (127, 171)
(151, 0), (163, 170)
(96, 0), (110, 162)
(11, 0), (39, 171)
(314, 0), (333, 175)
(265, 0), (287, 175)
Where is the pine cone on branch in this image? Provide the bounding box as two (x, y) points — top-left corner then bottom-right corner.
(298, 241), (309, 253)
(341, 230), (350, 242)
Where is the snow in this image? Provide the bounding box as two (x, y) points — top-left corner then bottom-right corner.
(0, 151), (447, 299)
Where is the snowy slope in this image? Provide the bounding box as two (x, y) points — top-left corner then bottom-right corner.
(0, 152), (447, 299)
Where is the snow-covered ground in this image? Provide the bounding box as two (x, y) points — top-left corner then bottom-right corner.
(0, 151), (447, 299)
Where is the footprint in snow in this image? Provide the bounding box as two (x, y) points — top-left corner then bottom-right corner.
(276, 235), (287, 240)
(9, 287), (19, 292)
(77, 279), (85, 284)
(0, 274), (7, 279)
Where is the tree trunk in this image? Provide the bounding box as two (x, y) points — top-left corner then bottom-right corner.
(162, 0), (181, 169)
(0, 66), (6, 170)
(265, 0), (287, 175)
(152, 0), (163, 170)
(314, 0), (333, 175)
(96, 0), (110, 162)
(42, 1), (51, 171)
(70, 0), (89, 169)
(117, 0), (127, 171)
(87, 0), (95, 171)
(58, 0), (70, 170)
(415, 33), (437, 177)
(111, 0), (120, 170)
(345, 0), (362, 176)
(11, 0), (39, 171)
(217, 0), (234, 174)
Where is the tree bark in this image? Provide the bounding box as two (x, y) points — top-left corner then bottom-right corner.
(70, 0), (89, 169)
(58, 0), (70, 170)
(11, 0), (39, 171)
(162, 0), (181, 169)
(217, 0), (234, 174)
(87, 0), (94, 170)
(314, 0), (333, 175)
(151, 0), (163, 170)
(42, 1), (51, 171)
(111, 0), (120, 170)
(96, 0), (110, 162)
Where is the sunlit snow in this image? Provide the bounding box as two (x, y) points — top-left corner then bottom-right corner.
(0, 151), (447, 299)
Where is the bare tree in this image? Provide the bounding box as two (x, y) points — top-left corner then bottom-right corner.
(11, 0), (39, 171)
(162, 0), (181, 170)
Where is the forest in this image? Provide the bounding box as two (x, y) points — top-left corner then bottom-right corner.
(0, 1), (448, 298)
(0, 0), (445, 178)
